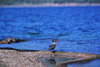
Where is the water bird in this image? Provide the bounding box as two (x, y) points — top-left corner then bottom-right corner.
(48, 39), (58, 52)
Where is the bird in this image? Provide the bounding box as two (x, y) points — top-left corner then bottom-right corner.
(48, 39), (58, 52)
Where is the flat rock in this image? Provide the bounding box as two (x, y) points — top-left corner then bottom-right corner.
(0, 48), (100, 67)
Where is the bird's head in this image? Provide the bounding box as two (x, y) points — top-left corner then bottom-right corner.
(53, 39), (58, 42)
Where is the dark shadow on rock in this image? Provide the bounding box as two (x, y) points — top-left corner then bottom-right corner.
(52, 51), (57, 53)
(0, 47), (39, 52)
(49, 51), (57, 53)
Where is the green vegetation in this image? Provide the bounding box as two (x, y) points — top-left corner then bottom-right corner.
(0, 0), (100, 6)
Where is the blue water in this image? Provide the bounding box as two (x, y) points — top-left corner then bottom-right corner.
(68, 59), (100, 67)
(0, 6), (100, 54)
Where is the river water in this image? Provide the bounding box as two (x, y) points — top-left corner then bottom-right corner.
(0, 6), (100, 67)
(0, 6), (100, 54)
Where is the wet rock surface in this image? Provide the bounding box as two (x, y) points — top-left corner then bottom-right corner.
(0, 38), (25, 44)
(0, 48), (100, 67)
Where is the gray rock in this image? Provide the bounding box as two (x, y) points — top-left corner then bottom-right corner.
(16, 39), (25, 43)
(1, 40), (8, 44)
(7, 38), (12, 44)
(0, 38), (25, 44)
(12, 39), (16, 43)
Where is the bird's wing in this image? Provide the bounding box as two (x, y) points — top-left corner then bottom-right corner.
(49, 44), (55, 50)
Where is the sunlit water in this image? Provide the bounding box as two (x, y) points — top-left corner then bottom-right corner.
(0, 6), (100, 67)
(0, 6), (100, 54)
(68, 59), (100, 67)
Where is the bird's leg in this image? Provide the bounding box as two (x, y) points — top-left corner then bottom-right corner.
(50, 50), (53, 53)
(50, 50), (52, 52)
(52, 49), (55, 53)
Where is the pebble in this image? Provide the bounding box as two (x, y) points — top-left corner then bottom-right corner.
(0, 50), (47, 67)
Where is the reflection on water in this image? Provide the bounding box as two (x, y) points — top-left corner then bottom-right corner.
(49, 59), (56, 64)
(40, 57), (76, 67)
(48, 58), (68, 67)
(48, 59), (56, 67)
(40, 57), (100, 67)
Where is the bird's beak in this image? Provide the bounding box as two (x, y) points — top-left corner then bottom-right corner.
(56, 40), (58, 41)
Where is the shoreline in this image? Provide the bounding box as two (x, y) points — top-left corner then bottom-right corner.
(0, 48), (100, 67)
(0, 3), (100, 7)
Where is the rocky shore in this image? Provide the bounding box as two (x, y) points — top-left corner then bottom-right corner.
(0, 38), (25, 44)
(0, 48), (100, 67)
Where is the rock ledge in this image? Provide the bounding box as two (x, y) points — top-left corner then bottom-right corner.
(0, 48), (100, 67)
